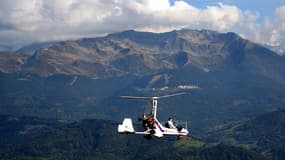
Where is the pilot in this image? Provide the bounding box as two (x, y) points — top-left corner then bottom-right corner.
(167, 117), (176, 129)
(141, 114), (154, 131)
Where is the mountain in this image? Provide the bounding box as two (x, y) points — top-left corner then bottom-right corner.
(0, 51), (27, 73)
(263, 44), (285, 56)
(207, 110), (285, 160)
(1, 29), (285, 81)
(15, 29), (284, 81)
(16, 41), (57, 55)
(0, 114), (267, 160)
(0, 29), (285, 132)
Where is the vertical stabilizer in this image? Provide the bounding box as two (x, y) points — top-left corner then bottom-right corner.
(118, 118), (135, 133)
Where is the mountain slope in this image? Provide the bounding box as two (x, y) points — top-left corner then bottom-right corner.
(0, 51), (27, 73)
(207, 110), (285, 160)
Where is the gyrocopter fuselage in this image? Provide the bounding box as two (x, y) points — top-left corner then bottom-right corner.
(118, 93), (189, 140)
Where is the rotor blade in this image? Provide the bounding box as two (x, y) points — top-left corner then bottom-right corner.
(120, 92), (186, 100)
(120, 96), (153, 100)
(156, 92), (186, 99)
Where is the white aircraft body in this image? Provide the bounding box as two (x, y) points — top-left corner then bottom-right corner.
(118, 93), (189, 139)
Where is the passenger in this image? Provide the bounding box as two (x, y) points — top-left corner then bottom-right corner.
(167, 117), (176, 129)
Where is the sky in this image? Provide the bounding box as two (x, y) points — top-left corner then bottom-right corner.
(0, 0), (285, 51)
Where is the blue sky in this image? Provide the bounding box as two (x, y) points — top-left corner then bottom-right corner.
(0, 0), (285, 51)
(182, 0), (285, 18)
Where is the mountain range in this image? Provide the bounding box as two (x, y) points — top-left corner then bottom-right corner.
(2, 29), (285, 79)
(0, 29), (285, 131)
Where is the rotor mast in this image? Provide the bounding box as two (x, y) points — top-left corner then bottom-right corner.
(152, 98), (158, 118)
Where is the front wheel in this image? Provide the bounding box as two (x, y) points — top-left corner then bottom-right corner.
(177, 135), (183, 140)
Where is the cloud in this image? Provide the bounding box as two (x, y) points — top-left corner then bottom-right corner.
(0, 0), (42, 31)
(117, 1), (242, 32)
(234, 5), (285, 48)
(274, 6), (285, 44)
(0, 0), (284, 52)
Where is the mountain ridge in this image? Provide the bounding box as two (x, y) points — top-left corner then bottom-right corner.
(1, 29), (284, 80)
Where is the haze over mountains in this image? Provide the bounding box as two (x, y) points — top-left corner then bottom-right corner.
(1, 29), (285, 129)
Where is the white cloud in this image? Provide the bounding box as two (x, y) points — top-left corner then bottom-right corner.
(0, 0), (284, 52)
(274, 6), (285, 44)
(0, 0), (42, 31)
(235, 5), (285, 49)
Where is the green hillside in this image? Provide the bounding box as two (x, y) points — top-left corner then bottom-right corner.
(207, 110), (285, 160)
(0, 115), (267, 160)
